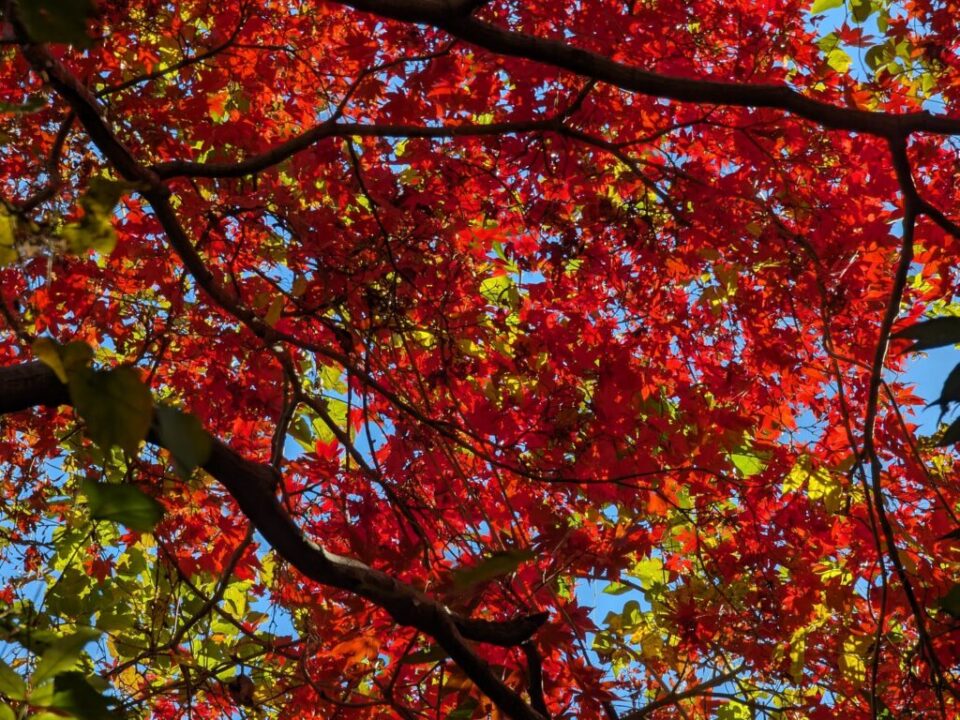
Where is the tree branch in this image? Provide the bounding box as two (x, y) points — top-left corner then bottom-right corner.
(0, 360), (549, 719)
(328, 0), (960, 138)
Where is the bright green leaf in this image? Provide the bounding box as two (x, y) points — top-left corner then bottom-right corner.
(480, 275), (520, 308)
(810, 0), (843, 12)
(0, 702), (14, 720)
(827, 47), (852, 73)
(81, 480), (164, 533)
(631, 556), (664, 590)
(731, 452), (765, 477)
(717, 701), (752, 720)
(602, 581), (633, 595)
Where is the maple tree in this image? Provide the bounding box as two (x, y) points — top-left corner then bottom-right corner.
(3, 0), (960, 718)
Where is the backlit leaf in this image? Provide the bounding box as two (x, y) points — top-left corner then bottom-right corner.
(0, 660), (26, 700)
(81, 480), (164, 532)
(68, 366), (152, 454)
(451, 550), (535, 591)
(155, 405), (212, 477)
(32, 629), (99, 685)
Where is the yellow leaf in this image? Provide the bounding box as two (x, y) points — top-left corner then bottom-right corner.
(264, 296), (283, 327)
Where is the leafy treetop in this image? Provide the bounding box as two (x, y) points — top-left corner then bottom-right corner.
(1, 0), (960, 719)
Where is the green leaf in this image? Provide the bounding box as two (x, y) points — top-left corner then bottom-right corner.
(155, 405), (212, 477)
(0, 659), (27, 700)
(27, 681), (55, 707)
(68, 366), (152, 454)
(264, 296), (283, 327)
(602, 581), (633, 595)
(29, 713), (72, 720)
(32, 339), (93, 384)
(850, 0), (873, 23)
(81, 177), (128, 216)
(939, 584), (960, 618)
(0, 206), (17, 266)
(865, 43), (886, 72)
(717, 701), (752, 720)
(731, 451), (766, 477)
(810, 0), (843, 13)
(451, 550), (535, 592)
(33, 338), (68, 383)
(17, 0), (96, 47)
(51, 672), (118, 720)
(32, 629), (99, 686)
(826, 47), (852, 73)
(81, 480), (164, 532)
(892, 317), (960, 352)
(61, 176), (129, 256)
(60, 342), (94, 374)
(631, 556), (664, 590)
(479, 275), (520, 308)
(0, 702), (14, 720)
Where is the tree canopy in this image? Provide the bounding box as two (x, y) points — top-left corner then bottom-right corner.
(1, 0), (960, 717)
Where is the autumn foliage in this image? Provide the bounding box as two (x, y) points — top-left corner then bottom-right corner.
(2, 0), (960, 718)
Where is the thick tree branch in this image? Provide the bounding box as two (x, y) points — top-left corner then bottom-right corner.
(328, 0), (960, 138)
(861, 139), (950, 706)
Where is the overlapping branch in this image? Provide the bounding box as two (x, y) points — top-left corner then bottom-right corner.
(11, 0), (960, 715)
(0, 361), (549, 720)
(9, 18), (550, 720)
(330, 0), (960, 139)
